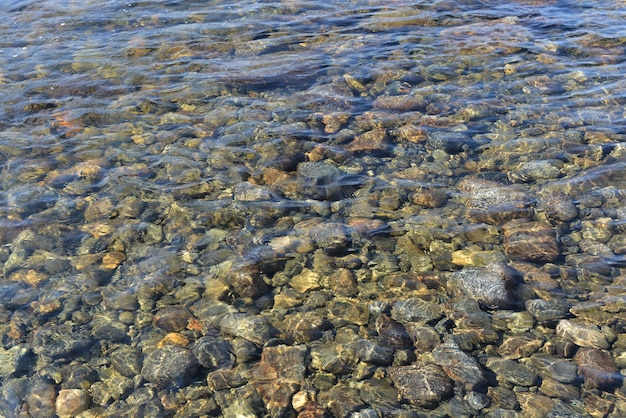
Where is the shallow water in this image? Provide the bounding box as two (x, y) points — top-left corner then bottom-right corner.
(1, 0), (626, 417)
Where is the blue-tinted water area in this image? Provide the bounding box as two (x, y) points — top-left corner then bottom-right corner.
(0, 0), (626, 416)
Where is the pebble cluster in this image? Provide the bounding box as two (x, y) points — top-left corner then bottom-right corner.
(0, 1), (626, 417)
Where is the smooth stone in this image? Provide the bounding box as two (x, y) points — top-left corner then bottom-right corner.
(90, 312), (128, 342)
(432, 343), (487, 391)
(448, 262), (521, 309)
(328, 298), (369, 326)
(219, 313), (273, 346)
(566, 253), (613, 276)
(152, 305), (194, 332)
(309, 223), (353, 256)
(0, 345), (30, 379)
(233, 181), (278, 201)
(485, 357), (539, 387)
(427, 131), (472, 155)
(290, 268), (321, 293)
(375, 314), (413, 349)
(192, 336), (235, 371)
(574, 347), (622, 390)
(64, 364), (98, 390)
(310, 345), (351, 375)
(538, 192), (578, 223)
(358, 380), (400, 411)
(55, 389), (90, 418)
(487, 386), (519, 410)
(525, 354), (579, 384)
(513, 160), (562, 181)
(525, 299), (570, 324)
(353, 338), (394, 366)
(388, 363), (453, 408)
(141, 345), (198, 387)
(459, 177), (534, 224)
(391, 297), (443, 323)
(31, 323), (92, 359)
(110, 346), (143, 377)
(318, 385), (364, 417)
(255, 344), (309, 417)
(206, 368), (248, 391)
(516, 392), (554, 418)
(26, 380), (56, 418)
(539, 377), (580, 401)
(404, 324), (441, 353)
(226, 261), (269, 299)
(556, 319), (610, 349)
(503, 219), (560, 263)
(101, 288), (138, 311)
(498, 333), (544, 359)
(257, 344), (308, 382)
(281, 314), (332, 344)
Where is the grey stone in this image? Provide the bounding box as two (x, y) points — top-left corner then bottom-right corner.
(448, 262), (521, 309)
(141, 345), (198, 387)
(389, 363), (453, 408)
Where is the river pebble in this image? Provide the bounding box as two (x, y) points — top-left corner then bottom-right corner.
(448, 262), (522, 309)
(459, 178), (534, 225)
(56, 389), (90, 418)
(556, 319), (610, 350)
(573, 347), (621, 390)
(3, 1), (626, 416)
(503, 219), (560, 263)
(140, 345), (198, 387)
(192, 336), (235, 371)
(388, 363), (453, 408)
(485, 357), (539, 387)
(432, 343), (487, 391)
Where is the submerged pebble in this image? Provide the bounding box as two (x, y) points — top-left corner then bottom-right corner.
(448, 262), (522, 309)
(2, 0), (625, 416)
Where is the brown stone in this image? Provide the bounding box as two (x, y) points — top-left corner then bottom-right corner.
(503, 219), (560, 263)
(255, 345), (309, 417)
(517, 392), (554, 418)
(499, 332), (544, 359)
(388, 363), (453, 408)
(56, 389), (90, 418)
(153, 306), (195, 332)
(539, 377), (580, 401)
(345, 128), (388, 155)
(459, 178), (534, 225)
(556, 320), (610, 350)
(574, 347), (622, 390)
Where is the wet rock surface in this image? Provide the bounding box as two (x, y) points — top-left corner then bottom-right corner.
(503, 219), (560, 263)
(574, 347), (621, 390)
(448, 262), (522, 309)
(141, 345), (198, 387)
(1, 1), (626, 417)
(388, 363), (453, 408)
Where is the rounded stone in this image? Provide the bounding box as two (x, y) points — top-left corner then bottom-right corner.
(485, 357), (539, 387)
(448, 262), (521, 309)
(459, 177), (534, 224)
(152, 305), (194, 332)
(192, 336), (235, 371)
(31, 323), (92, 359)
(556, 319), (610, 349)
(141, 345), (198, 387)
(56, 389), (90, 418)
(388, 363), (453, 408)
(574, 347), (622, 390)
(432, 344), (487, 391)
(90, 313), (128, 342)
(110, 346), (143, 377)
(503, 220), (560, 263)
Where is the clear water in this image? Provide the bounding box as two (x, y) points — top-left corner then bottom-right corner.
(0, 0), (625, 416)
